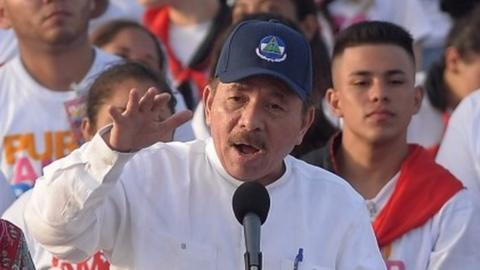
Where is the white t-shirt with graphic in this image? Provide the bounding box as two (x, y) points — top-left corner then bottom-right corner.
(365, 173), (480, 269)
(0, 49), (119, 196)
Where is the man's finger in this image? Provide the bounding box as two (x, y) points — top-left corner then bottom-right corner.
(151, 93), (172, 113)
(125, 88), (140, 115)
(109, 106), (124, 124)
(139, 87), (157, 112)
(159, 110), (193, 132)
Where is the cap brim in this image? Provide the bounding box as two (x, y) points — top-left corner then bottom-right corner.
(217, 67), (307, 102)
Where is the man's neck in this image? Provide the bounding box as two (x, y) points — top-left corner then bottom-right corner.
(168, 0), (220, 26)
(336, 131), (409, 199)
(18, 38), (94, 91)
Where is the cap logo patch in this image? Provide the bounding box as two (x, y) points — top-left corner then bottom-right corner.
(256, 35), (287, 62)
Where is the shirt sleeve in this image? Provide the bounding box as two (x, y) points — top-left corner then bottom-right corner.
(437, 93), (480, 196)
(428, 190), (480, 269)
(24, 131), (135, 263)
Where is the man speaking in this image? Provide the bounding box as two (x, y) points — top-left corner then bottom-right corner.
(25, 19), (386, 269)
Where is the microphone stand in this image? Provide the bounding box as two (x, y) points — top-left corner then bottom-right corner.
(243, 213), (262, 270)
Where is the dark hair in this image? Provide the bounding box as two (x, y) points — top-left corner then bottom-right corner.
(86, 62), (176, 126)
(290, 0), (318, 21)
(332, 21), (415, 65)
(425, 5), (480, 112)
(440, 0), (480, 20)
(90, 20), (166, 75)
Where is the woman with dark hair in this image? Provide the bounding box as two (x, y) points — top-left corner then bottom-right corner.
(407, 6), (480, 155)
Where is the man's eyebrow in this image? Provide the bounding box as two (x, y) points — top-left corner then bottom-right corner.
(348, 70), (372, 77)
(270, 91), (288, 101)
(348, 69), (407, 76)
(226, 82), (247, 91)
(385, 69), (407, 76)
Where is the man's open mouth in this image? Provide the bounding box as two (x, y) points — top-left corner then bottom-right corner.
(234, 144), (261, 155)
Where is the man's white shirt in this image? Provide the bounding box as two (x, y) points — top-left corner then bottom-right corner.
(24, 135), (386, 269)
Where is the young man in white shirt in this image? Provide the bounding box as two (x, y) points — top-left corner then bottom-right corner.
(24, 19), (386, 269)
(0, 0), (119, 196)
(302, 21), (480, 269)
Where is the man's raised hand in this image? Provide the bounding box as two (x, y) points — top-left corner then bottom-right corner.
(107, 88), (192, 152)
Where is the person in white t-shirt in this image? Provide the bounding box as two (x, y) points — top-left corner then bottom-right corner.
(302, 21), (480, 269)
(24, 19), (386, 269)
(90, 19), (195, 142)
(437, 90), (480, 198)
(0, 0), (120, 196)
(3, 62), (177, 270)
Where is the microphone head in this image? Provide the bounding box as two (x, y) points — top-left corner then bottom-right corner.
(232, 182), (271, 225)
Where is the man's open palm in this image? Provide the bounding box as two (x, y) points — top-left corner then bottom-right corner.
(107, 88), (192, 152)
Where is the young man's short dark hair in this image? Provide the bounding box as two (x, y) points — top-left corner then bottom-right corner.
(332, 21), (415, 65)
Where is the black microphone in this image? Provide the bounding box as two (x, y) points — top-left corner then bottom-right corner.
(232, 182), (271, 270)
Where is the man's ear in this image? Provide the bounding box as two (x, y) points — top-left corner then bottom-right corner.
(202, 84), (215, 127)
(299, 14), (319, 41)
(80, 118), (95, 141)
(326, 87), (343, 118)
(0, 2), (12, 29)
(295, 105), (315, 145)
(412, 85), (423, 114)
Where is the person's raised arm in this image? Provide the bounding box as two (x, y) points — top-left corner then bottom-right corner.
(24, 88), (191, 262)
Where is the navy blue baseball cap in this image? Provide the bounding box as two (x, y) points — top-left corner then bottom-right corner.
(215, 19), (313, 103)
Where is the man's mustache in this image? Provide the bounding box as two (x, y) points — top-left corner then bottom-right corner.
(228, 131), (266, 150)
